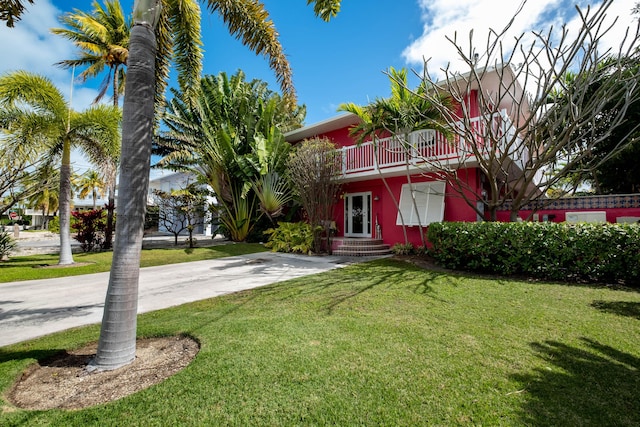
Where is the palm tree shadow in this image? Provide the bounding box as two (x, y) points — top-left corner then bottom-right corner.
(248, 259), (448, 314)
(591, 300), (640, 320)
(512, 338), (640, 426)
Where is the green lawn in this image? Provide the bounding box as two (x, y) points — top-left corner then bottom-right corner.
(1, 258), (639, 425)
(0, 243), (267, 283)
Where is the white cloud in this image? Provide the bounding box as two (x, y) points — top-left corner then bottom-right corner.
(0, 0), (101, 111)
(403, 0), (638, 76)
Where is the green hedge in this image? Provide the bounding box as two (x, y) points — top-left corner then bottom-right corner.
(427, 222), (640, 286)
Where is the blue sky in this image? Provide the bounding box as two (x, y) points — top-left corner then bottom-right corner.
(0, 0), (636, 175)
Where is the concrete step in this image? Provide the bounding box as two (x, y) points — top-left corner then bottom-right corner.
(333, 238), (392, 256)
(333, 247), (393, 256)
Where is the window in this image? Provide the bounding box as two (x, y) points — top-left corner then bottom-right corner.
(396, 181), (446, 226)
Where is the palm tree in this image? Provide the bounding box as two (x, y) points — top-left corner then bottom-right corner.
(25, 164), (60, 230)
(52, 0), (129, 249)
(0, 0), (34, 27)
(51, 0), (130, 106)
(93, 0), (341, 371)
(0, 71), (121, 265)
(339, 67), (453, 245)
(0, 108), (57, 216)
(77, 170), (107, 209)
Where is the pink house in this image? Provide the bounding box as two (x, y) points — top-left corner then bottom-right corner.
(284, 66), (640, 255)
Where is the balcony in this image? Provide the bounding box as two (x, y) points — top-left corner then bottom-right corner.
(338, 111), (528, 181)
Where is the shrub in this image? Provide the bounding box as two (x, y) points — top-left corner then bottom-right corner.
(48, 216), (60, 233)
(0, 230), (17, 260)
(263, 222), (319, 254)
(71, 209), (107, 252)
(391, 243), (414, 255)
(427, 221), (640, 286)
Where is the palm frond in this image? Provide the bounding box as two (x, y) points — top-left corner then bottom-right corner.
(206, 0), (295, 104)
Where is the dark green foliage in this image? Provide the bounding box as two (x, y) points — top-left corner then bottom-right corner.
(427, 221), (640, 285)
(263, 221), (319, 254)
(71, 209), (106, 252)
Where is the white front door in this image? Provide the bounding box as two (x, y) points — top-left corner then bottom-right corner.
(344, 192), (372, 237)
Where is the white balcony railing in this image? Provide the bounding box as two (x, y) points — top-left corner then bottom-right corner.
(339, 111), (525, 177)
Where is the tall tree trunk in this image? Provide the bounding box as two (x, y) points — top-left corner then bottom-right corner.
(58, 138), (74, 265)
(104, 183), (116, 250)
(92, 22), (156, 371)
(113, 63), (120, 107)
(103, 64), (120, 250)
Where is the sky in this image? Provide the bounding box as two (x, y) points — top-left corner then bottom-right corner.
(0, 0), (637, 176)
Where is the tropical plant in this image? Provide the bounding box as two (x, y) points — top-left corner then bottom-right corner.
(52, 0), (128, 250)
(0, 229), (17, 260)
(25, 164), (60, 230)
(263, 221), (319, 254)
(0, 71), (121, 265)
(157, 71), (301, 242)
(72, 209), (107, 252)
(76, 170), (106, 209)
(391, 242), (414, 256)
(94, 0), (341, 371)
(0, 108), (57, 216)
(51, 0), (130, 106)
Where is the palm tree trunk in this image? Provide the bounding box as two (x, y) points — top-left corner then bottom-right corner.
(92, 22), (156, 371)
(58, 138), (74, 265)
(104, 182), (116, 249)
(104, 64), (120, 250)
(113, 64), (120, 107)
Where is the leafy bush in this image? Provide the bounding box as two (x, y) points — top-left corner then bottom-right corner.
(71, 209), (107, 252)
(263, 222), (319, 254)
(427, 222), (640, 286)
(48, 216), (60, 233)
(0, 230), (17, 260)
(391, 243), (414, 255)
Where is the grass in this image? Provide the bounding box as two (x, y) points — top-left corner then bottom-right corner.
(0, 243), (267, 283)
(1, 258), (639, 425)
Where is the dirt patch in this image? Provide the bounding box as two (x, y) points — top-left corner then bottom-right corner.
(7, 336), (199, 410)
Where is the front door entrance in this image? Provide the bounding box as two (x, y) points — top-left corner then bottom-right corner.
(344, 192), (372, 237)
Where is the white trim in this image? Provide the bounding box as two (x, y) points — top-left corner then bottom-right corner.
(396, 181), (446, 226)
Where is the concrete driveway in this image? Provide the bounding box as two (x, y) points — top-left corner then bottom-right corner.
(0, 252), (358, 347)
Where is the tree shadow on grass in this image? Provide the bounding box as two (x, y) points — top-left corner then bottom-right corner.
(247, 259), (449, 314)
(0, 347), (62, 365)
(591, 300), (640, 320)
(512, 338), (640, 426)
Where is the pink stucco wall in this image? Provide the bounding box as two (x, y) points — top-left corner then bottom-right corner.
(336, 171), (480, 247)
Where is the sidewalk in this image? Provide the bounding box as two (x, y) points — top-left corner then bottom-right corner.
(0, 252), (359, 347)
